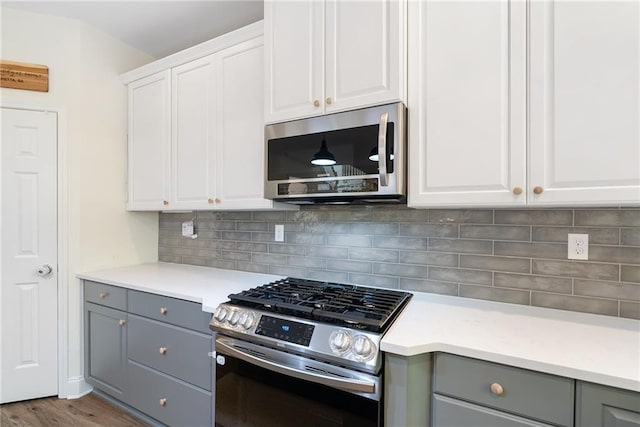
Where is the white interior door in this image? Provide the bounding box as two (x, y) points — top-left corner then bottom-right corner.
(1, 107), (58, 404)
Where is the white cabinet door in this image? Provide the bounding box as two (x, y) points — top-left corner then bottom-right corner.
(264, 0), (324, 123)
(529, 1), (640, 205)
(171, 55), (217, 210)
(408, 1), (527, 207)
(216, 37), (276, 210)
(127, 71), (171, 210)
(325, 0), (405, 114)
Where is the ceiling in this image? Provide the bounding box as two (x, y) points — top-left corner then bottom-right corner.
(2, 1), (264, 58)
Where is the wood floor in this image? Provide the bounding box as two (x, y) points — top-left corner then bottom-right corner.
(0, 393), (150, 427)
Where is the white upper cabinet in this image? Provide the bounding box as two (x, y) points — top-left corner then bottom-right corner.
(124, 22), (295, 211)
(529, 1), (640, 205)
(265, 0), (406, 124)
(171, 55), (217, 210)
(215, 37), (280, 210)
(408, 0), (527, 207)
(127, 71), (171, 210)
(409, 0), (640, 208)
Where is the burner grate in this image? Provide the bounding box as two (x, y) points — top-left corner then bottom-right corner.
(228, 278), (412, 332)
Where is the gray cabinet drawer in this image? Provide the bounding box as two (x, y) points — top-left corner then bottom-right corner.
(127, 360), (212, 427)
(128, 289), (211, 333)
(84, 281), (127, 310)
(433, 394), (554, 427)
(577, 381), (640, 427)
(128, 314), (212, 391)
(434, 353), (574, 426)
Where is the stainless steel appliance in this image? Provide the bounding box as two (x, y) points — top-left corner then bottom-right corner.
(209, 278), (412, 427)
(264, 103), (407, 204)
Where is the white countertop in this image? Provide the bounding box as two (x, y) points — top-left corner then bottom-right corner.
(78, 262), (640, 392)
(77, 262), (284, 313)
(381, 292), (640, 392)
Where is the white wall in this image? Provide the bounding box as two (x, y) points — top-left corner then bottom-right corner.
(0, 7), (159, 397)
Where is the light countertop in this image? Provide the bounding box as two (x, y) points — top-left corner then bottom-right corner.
(77, 262), (284, 313)
(78, 262), (640, 392)
(381, 292), (640, 392)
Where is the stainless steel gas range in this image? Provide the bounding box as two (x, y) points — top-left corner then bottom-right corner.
(209, 277), (412, 427)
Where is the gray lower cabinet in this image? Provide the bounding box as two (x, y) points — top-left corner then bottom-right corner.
(577, 382), (640, 427)
(84, 280), (214, 426)
(432, 353), (574, 427)
(85, 302), (127, 401)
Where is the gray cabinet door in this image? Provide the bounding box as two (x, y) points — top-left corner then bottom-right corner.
(577, 382), (640, 427)
(84, 302), (127, 400)
(433, 394), (554, 427)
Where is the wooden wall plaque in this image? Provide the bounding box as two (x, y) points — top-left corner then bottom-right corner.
(0, 60), (49, 92)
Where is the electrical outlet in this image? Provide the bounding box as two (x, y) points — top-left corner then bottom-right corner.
(182, 220), (195, 237)
(568, 233), (589, 260)
(275, 224), (284, 242)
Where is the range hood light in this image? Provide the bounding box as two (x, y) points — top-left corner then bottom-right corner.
(311, 138), (336, 166)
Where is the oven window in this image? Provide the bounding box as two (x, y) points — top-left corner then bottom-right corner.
(267, 124), (395, 181)
(216, 356), (379, 427)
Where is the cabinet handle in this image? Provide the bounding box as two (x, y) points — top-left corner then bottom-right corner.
(163, 200), (169, 206)
(159, 346), (167, 355)
(98, 292), (108, 299)
(160, 307), (168, 315)
(512, 187), (523, 195)
(313, 100), (320, 107)
(533, 186), (544, 195)
(326, 97), (332, 105)
(159, 398), (167, 406)
(215, 198), (221, 204)
(490, 382), (504, 396)
(208, 198), (214, 204)
(118, 319), (126, 326)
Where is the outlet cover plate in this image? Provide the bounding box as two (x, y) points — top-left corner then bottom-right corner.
(568, 233), (589, 260)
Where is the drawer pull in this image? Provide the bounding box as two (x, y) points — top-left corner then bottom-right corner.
(118, 319), (126, 326)
(159, 398), (167, 406)
(159, 346), (167, 355)
(512, 187), (523, 195)
(533, 186), (544, 195)
(160, 307), (168, 315)
(99, 292), (108, 299)
(490, 382), (504, 396)
(313, 99), (320, 107)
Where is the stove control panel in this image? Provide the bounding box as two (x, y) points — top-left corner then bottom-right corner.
(209, 303), (383, 373)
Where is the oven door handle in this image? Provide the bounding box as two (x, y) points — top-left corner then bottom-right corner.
(216, 338), (376, 394)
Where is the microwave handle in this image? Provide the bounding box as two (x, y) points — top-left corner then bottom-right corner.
(377, 112), (389, 186)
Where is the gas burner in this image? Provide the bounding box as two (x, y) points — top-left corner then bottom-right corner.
(227, 277), (412, 333)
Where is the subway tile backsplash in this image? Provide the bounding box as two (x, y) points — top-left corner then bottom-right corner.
(159, 206), (640, 319)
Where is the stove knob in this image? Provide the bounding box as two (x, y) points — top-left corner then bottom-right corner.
(353, 335), (376, 361)
(239, 311), (256, 330)
(329, 330), (352, 354)
(228, 310), (241, 326)
(213, 306), (229, 323)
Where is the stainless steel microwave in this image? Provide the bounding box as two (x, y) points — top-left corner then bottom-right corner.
(264, 102), (406, 204)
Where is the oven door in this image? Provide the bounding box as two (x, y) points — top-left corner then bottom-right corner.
(214, 335), (382, 427)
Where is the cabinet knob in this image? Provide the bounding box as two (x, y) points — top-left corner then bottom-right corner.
(326, 97), (332, 105)
(208, 198), (214, 204)
(118, 319), (126, 326)
(163, 200), (169, 206)
(533, 186), (544, 195)
(490, 382), (504, 396)
(313, 100), (320, 107)
(215, 198), (221, 204)
(159, 346), (167, 355)
(99, 292), (108, 299)
(159, 398), (167, 406)
(512, 187), (523, 195)
(160, 307), (168, 315)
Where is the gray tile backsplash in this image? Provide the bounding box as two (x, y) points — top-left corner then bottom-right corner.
(159, 206), (640, 320)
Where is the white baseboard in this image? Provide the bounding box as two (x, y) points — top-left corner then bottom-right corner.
(64, 376), (92, 399)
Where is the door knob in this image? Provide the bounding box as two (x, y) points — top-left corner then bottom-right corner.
(36, 264), (53, 276)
